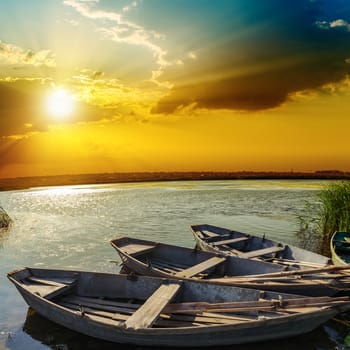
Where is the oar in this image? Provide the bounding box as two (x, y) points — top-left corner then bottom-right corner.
(164, 296), (350, 314)
(237, 264), (350, 279)
(271, 258), (328, 268)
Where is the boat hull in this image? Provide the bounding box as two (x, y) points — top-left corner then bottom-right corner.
(112, 236), (350, 297)
(8, 268), (348, 347)
(23, 294), (339, 347)
(191, 224), (331, 265)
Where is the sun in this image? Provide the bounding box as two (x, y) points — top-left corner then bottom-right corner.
(46, 88), (75, 119)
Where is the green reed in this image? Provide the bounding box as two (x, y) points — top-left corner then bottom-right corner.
(318, 181), (350, 253)
(0, 206), (12, 230)
(297, 181), (350, 256)
(296, 200), (322, 253)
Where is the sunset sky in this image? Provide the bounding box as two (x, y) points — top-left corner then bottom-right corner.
(1, 0), (350, 178)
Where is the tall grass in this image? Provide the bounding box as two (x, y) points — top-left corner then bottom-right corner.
(0, 206), (12, 230)
(318, 181), (350, 255)
(296, 201), (322, 253)
(297, 181), (350, 256)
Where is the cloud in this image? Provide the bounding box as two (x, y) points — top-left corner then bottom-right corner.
(188, 52), (197, 60)
(317, 19), (350, 31)
(123, 1), (140, 13)
(68, 69), (166, 116)
(0, 40), (56, 68)
(0, 79), (106, 137)
(0, 79), (48, 137)
(330, 19), (350, 30)
(153, 0), (350, 113)
(63, 0), (170, 83)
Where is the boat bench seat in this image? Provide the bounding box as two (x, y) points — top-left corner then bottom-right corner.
(239, 246), (285, 259)
(175, 256), (226, 278)
(120, 243), (157, 257)
(25, 276), (77, 299)
(212, 237), (249, 246)
(125, 282), (182, 329)
(201, 230), (221, 238)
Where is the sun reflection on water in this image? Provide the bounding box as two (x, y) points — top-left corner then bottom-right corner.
(30, 185), (99, 196)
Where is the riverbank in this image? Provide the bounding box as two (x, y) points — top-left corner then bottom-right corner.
(1, 170), (350, 191)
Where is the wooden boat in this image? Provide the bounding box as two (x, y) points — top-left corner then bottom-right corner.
(191, 224), (331, 266)
(331, 231), (350, 266)
(110, 236), (350, 296)
(8, 267), (350, 347)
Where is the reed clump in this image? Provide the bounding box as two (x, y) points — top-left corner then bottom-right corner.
(318, 181), (350, 255)
(297, 181), (350, 256)
(296, 201), (322, 253)
(0, 206), (12, 230)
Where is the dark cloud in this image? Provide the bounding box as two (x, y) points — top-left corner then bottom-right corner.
(0, 80), (49, 136)
(0, 79), (106, 137)
(153, 0), (350, 113)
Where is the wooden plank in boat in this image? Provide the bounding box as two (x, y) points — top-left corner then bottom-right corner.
(124, 282), (182, 329)
(212, 237), (249, 246)
(27, 277), (66, 287)
(121, 243), (156, 256)
(25, 280), (77, 299)
(27, 276), (77, 287)
(221, 246), (242, 255)
(239, 246), (285, 259)
(200, 312), (256, 321)
(174, 256), (226, 278)
(165, 297), (349, 315)
(151, 261), (208, 278)
(152, 259), (190, 269)
(60, 301), (129, 320)
(60, 301), (203, 327)
(152, 264), (178, 274)
(62, 295), (140, 309)
(167, 303), (271, 313)
(62, 298), (137, 314)
(195, 230), (205, 238)
(271, 259), (326, 268)
(283, 306), (324, 313)
(162, 312), (251, 325)
(202, 230), (220, 238)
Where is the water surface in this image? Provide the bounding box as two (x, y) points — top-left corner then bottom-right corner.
(0, 179), (349, 349)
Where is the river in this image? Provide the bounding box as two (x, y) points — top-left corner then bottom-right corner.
(0, 179), (349, 349)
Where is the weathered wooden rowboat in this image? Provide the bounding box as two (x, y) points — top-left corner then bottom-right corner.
(331, 231), (350, 266)
(110, 236), (350, 296)
(8, 267), (350, 347)
(191, 224), (331, 267)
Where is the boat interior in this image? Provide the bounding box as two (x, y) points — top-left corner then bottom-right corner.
(111, 237), (286, 279)
(191, 224), (331, 267)
(8, 268), (349, 330)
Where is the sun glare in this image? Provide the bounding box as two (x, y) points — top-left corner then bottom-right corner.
(46, 89), (75, 119)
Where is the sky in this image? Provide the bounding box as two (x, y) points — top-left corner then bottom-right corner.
(1, 0), (350, 178)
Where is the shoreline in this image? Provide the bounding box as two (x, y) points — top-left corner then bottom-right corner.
(1, 171), (350, 191)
